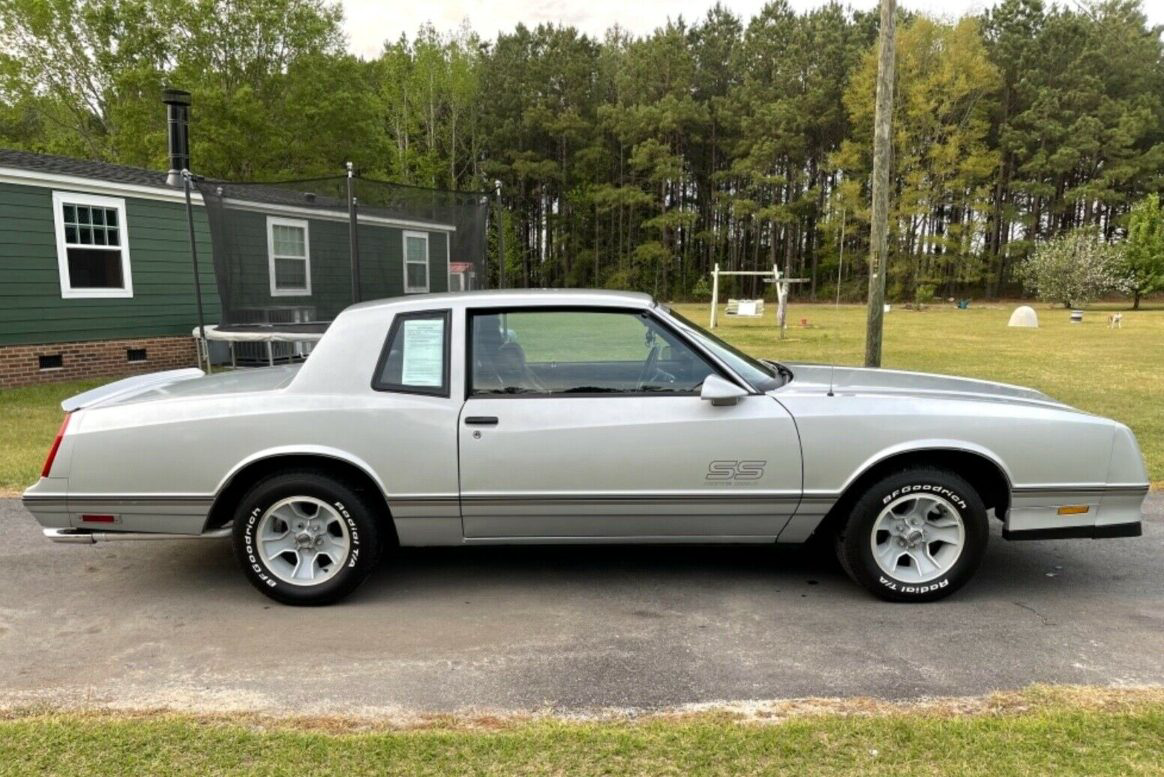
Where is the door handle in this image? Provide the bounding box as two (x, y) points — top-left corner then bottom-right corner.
(464, 416), (499, 426)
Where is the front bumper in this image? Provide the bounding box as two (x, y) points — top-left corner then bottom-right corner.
(1004, 483), (1149, 540)
(1002, 521), (1142, 541)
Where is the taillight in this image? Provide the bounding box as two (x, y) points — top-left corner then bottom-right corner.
(80, 514), (116, 523)
(41, 413), (71, 478)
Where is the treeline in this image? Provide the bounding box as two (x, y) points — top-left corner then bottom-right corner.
(2, 0), (1163, 300)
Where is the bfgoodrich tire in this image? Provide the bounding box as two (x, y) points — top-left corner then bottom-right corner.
(231, 470), (382, 606)
(835, 468), (988, 602)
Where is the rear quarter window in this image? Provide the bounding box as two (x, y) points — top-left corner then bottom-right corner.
(372, 310), (451, 396)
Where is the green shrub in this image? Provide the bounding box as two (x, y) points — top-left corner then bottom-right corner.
(603, 269), (635, 291)
(691, 275), (712, 302)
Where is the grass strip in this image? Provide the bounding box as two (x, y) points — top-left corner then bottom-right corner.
(1, 687), (1162, 776)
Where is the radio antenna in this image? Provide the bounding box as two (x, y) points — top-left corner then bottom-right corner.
(827, 206), (845, 398)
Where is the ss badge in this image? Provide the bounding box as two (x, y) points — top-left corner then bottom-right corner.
(706, 460), (767, 481)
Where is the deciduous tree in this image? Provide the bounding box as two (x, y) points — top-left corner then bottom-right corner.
(1121, 193), (1164, 309)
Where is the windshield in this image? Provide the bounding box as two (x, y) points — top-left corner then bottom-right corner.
(662, 307), (788, 391)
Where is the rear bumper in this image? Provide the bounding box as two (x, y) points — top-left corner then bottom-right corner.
(43, 526), (231, 544)
(23, 489), (214, 535)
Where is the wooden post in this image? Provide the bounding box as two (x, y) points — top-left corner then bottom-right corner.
(495, 180), (505, 289)
(775, 264), (789, 340)
(864, 0), (896, 368)
(710, 263), (720, 328)
(836, 207), (845, 308)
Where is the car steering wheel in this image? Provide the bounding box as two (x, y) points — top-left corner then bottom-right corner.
(636, 345), (660, 390)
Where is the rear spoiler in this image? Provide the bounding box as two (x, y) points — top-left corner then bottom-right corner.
(61, 368), (205, 412)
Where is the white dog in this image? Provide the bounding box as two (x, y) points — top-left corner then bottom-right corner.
(1109, 313), (1123, 329)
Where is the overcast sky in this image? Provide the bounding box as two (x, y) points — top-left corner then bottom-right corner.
(340, 0), (1164, 58)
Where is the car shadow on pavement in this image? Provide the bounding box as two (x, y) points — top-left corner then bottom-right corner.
(350, 523), (1138, 605)
(147, 534), (858, 605)
(136, 521), (1151, 607)
(363, 539), (842, 594)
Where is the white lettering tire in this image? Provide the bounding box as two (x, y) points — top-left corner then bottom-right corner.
(834, 468), (988, 602)
(231, 470), (383, 606)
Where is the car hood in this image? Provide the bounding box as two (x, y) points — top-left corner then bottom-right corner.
(777, 363), (1067, 408)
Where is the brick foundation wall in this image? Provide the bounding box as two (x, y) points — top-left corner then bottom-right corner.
(0, 336), (198, 389)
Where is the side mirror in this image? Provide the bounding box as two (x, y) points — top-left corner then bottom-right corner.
(700, 375), (748, 406)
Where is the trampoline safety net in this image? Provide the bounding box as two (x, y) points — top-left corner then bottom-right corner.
(196, 175), (489, 329)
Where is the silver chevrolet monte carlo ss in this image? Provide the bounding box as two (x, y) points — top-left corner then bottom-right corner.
(23, 290), (1149, 605)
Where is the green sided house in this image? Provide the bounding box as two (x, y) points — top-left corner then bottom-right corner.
(0, 149), (455, 388)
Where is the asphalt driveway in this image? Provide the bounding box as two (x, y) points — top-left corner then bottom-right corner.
(1, 495), (1161, 715)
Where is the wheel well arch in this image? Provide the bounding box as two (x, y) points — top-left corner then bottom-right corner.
(205, 453), (398, 544)
(817, 448), (1011, 536)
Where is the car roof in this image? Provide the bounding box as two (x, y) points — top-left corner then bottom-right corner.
(346, 288), (655, 313)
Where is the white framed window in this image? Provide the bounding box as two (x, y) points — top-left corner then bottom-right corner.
(52, 191), (133, 299)
(403, 230), (429, 293)
(266, 216), (311, 297)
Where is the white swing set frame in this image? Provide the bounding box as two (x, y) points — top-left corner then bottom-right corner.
(708, 263), (807, 336)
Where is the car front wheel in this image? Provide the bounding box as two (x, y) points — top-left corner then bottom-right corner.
(231, 470), (382, 606)
(835, 468), (988, 602)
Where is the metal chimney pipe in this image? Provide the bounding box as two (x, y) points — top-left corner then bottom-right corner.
(162, 88), (191, 187)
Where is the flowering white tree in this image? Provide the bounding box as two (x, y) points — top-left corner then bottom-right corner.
(1019, 229), (1129, 308)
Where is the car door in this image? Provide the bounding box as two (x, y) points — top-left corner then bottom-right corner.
(457, 306), (802, 539)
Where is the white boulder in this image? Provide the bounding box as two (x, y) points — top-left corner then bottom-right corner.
(1008, 305), (1039, 328)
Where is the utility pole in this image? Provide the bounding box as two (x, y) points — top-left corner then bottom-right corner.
(864, 0), (896, 368)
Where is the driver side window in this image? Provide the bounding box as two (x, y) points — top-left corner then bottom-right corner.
(469, 309), (717, 396)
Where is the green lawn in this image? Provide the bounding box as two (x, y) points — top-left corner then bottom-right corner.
(0, 378), (105, 494)
(1, 688), (1162, 776)
(1, 300), (1161, 492)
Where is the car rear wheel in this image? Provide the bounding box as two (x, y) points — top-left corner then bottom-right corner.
(231, 470), (382, 606)
(834, 468), (988, 602)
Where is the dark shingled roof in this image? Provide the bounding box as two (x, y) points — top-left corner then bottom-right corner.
(0, 148), (353, 212)
(0, 148), (170, 189)
(0, 147), (457, 227)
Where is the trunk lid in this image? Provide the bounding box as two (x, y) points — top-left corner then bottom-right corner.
(62, 366), (300, 411)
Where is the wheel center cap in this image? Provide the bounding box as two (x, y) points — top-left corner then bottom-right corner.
(904, 528), (925, 546)
(295, 531), (315, 548)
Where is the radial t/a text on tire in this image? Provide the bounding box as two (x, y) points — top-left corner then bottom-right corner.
(231, 470), (383, 606)
(835, 468), (988, 602)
